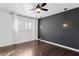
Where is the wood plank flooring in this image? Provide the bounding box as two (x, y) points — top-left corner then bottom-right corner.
(0, 40), (79, 56)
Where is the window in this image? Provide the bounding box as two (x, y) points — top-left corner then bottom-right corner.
(14, 18), (19, 32)
(25, 21), (32, 30)
(25, 22), (28, 30)
(28, 22), (32, 30)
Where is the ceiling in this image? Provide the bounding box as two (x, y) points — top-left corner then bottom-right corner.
(0, 3), (79, 18)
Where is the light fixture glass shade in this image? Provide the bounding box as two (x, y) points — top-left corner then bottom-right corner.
(36, 8), (41, 12)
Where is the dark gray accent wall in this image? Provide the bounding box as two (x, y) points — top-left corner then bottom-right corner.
(38, 7), (79, 50)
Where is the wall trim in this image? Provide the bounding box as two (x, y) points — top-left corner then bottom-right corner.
(38, 39), (79, 53)
(0, 39), (37, 48)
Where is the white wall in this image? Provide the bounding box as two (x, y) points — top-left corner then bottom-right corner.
(0, 9), (38, 47)
(15, 16), (37, 44)
(0, 10), (14, 47)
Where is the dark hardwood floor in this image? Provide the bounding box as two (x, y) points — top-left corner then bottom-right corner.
(0, 40), (79, 56)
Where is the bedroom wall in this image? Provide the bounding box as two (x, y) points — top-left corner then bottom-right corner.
(0, 10), (14, 47)
(15, 16), (37, 44)
(38, 7), (79, 50)
(0, 9), (37, 47)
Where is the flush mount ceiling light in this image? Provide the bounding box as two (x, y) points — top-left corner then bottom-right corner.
(30, 3), (48, 13)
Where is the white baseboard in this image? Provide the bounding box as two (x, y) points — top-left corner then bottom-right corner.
(38, 39), (79, 53)
(0, 39), (37, 48)
(13, 39), (37, 45)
